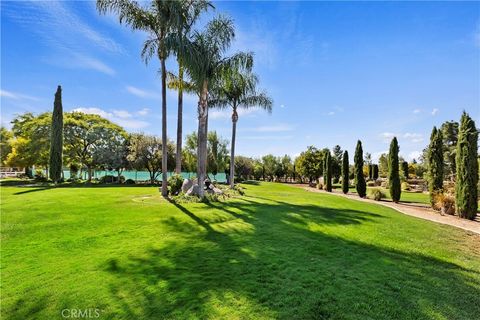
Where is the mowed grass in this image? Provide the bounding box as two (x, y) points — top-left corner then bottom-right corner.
(1, 182), (479, 319)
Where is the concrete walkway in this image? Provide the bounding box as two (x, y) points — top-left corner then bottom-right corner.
(294, 184), (480, 235)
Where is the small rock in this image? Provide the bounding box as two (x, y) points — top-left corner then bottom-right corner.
(182, 179), (193, 193)
(186, 184), (200, 196)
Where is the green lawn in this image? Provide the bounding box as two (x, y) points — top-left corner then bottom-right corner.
(1, 182), (479, 319)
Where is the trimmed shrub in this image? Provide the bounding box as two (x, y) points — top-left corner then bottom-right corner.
(455, 112), (479, 220)
(125, 179), (135, 185)
(401, 182), (410, 191)
(368, 188), (386, 201)
(433, 193), (456, 215)
(99, 175), (125, 184)
(402, 161), (409, 180)
(372, 164), (379, 180)
(388, 137), (401, 202)
(168, 174), (184, 195)
(49, 85), (63, 183)
(367, 181), (375, 187)
(325, 151), (332, 192)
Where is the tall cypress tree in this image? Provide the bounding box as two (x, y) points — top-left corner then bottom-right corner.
(455, 112), (478, 220)
(342, 150), (349, 194)
(354, 140), (366, 197)
(325, 151), (332, 192)
(402, 161), (409, 180)
(388, 137), (401, 202)
(49, 85), (63, 183)
(373, 164), (379, 180)
(368, 164), (373, 180)
(427, 126), (443, 205)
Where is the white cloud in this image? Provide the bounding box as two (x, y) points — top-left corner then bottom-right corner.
(431, 108), (439, 116)
(327, 111), (335, 116)
(408, 151), (422, 161)
(112, 110), (132, 118)
(380, 132), (396, 142)
(72, 107), (149, 129)
(403, 133), (424, 143)
(137, 108), (150, 116)
(413, 109), (421, 114)
(209, 108), (259, 120)
(126, 86), (160, 99)
(280, 104), (285, 108)
(0, 89), (40, 101)
(243, 135), (294, 140)
(72, 54), (115, 75)
(72, 107), (112, 118)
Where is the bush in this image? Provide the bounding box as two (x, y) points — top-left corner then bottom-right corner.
(433, 193), (455, 215)
(401, 182), (410, 191)
(168, 174), (184, 195)
(367, 181), (375, 187)
(99, 175), (125, 184)
(125, 179), (135, 185)
(367, 188), (386, 201)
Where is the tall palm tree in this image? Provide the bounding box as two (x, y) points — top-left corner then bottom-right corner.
(97, 0), (183, 196)
(178, 16), (252, 198)
(170, 0), (212, 174)
(210, 67), (273, 188)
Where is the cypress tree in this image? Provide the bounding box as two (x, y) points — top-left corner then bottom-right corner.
(373, 164), (379, 180)
(342, 150), (349, 194)
(455, 112), (478, 220)
(325, 151), (332, 192)
(388, 137), (401, 202)
(368, 164), (373, 180)
(427, 126), (443, 205)
(402, 161), (409, 180)
(354, 140), (366, 197)
(49, 85), (63, 183)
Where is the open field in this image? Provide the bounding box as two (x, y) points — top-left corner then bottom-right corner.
(1, 182), (480, 319)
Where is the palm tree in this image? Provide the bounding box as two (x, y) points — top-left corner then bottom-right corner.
(178, 16), (252, 197)
(211, 67), (272, 188)
(97, 0), (183, 196)
(170, 0), (212, 174)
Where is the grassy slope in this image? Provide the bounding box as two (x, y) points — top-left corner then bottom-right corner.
(1, 182), (479, 320)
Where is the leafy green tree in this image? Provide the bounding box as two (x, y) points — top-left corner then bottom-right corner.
(210, 63), (272, 188)
(341, 150), (349, 194)
(64, 112), (126, 181)
(262, 154), (277, 181)
(354, 140), (366, 197)
(378, 153), (388, 178)
(207, 131), (228, 180)
(0, 127), (13, 166)
(324, 151), (332, 192)
(455, 112), (478, 220)
(234, 156), (254, 180)
(179, 16), (252, 197)
(295, 146), (323, 183)
(388, 137), (401, 202)
(427, 127), (444, 205)
(49, 86), (63, 183)
(97, 0), (186, 195)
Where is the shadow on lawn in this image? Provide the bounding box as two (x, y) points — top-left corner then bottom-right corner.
(101, 189), (480, 319)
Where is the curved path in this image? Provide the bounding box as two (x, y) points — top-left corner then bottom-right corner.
(293, 184), (480, 235)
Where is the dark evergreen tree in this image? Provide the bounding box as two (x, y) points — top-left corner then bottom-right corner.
(427, 126), (444, 205)
(455, 112), (478, 220)
(354, 140), (366, 197)
(49, 85), (63, 183)
(373, 164), (379, 180)
(402, 161), (409, 180)
(325, 151), (332, 192)
(342, 150), (349, 194)
(388, 137), (401, 202)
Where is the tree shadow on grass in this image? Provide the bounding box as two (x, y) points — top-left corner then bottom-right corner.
(103, 197), (480, 319)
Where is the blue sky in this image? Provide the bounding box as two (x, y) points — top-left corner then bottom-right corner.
(1, 1), (479, 162)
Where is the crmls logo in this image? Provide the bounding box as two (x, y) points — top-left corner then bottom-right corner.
(61, 309), (101, 318)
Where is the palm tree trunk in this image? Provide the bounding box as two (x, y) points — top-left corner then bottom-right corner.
(197, 80), (209, 198)
(175, 62), (184, 174)
(230, 107), (238, 188)
(161, 58), (168, 196)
